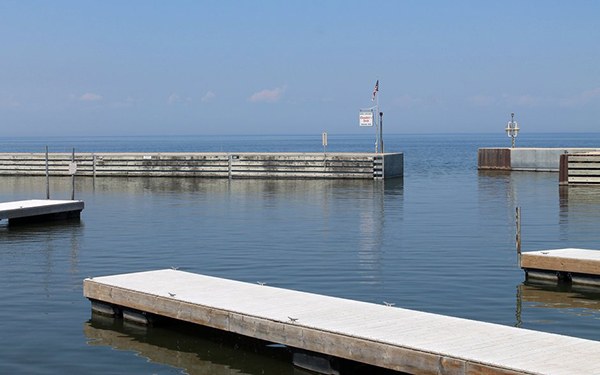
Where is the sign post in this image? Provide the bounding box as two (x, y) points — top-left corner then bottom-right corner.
(359, 80), (383, 153)
(359, 109), (377, 152)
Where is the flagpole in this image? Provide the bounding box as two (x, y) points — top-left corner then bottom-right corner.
(376, 86), (379, 153)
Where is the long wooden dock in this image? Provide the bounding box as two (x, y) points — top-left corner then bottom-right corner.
(84, 269), (600, 375)
(0, 199), (84, 224)
(521, 248), (600, 285)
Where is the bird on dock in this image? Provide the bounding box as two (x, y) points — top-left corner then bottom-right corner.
(168, 292), (176, 297)
(288, 316), (299, 323)
(383, 301), (395, 307)
(257, 281), (266, 286)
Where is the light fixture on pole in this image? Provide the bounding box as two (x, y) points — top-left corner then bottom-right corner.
(505, 112), (519, 148)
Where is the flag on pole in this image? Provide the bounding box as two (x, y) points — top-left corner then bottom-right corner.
(371, 80), (379, 101)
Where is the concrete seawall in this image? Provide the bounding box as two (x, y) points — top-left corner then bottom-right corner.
(0, 152), (403, 180)
(478, 148), (600, 172)
(559, 152), (600, 185)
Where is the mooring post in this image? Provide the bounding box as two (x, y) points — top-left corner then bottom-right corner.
(71, 148), (75, 200)
(228, 154), (232, 180)
(45, 146), (50, 199)
(516, 206), (522, 267)
(92, 153), (96, 188)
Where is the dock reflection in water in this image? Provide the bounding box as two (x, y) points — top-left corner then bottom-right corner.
(516, 281), (600, 329)
(85, 312), (295, 375)
(558, 186), (600, 247)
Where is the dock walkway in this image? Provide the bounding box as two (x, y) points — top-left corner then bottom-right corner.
(84, 269), (600, 375)
(521, 248), (600, 285)
(0, 199), (84, 224)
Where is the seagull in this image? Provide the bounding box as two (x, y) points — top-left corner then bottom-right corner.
(257, 281), (266, 286)
(170, 266), (180, 270)
(288, 316), (298, 323)
(168, 292), (176, 297)
(383, 301), (395, 307)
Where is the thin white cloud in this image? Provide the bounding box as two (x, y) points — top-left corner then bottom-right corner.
(80, 92), (103, 102)
(248, 86), (286, 103)
(168, 93), (180, 104)
(500, 94), (546, 108)
(111, 96), (138, 108)
(467, 95), (496, 107)
(168, 93), (192, 105)
(559, 87), (600, 108)
(201, 91), (216, 102)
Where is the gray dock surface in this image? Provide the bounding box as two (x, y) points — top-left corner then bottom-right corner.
(521, 248), (600, 284)
(0, 199), (84, 223)
(84, 269), (600, 375)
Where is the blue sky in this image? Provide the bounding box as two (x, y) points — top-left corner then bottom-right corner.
(1, 1), (599, 136)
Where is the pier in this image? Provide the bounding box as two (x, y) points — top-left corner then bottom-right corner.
(559, 152), (600, 185)
(478, 148), (600, 171)
(84, 269), (600, 375)
(0, 199), (84, 225)
(0, 152), (403, 180)
(521, 248), (600, 285)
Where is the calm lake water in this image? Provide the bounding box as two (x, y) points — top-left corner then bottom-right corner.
(2, 133), (600, 374)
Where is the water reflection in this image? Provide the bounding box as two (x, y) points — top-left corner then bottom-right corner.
(0, 219), (83, 277)
(477, 170), (565, 248)
(559, 185), (600, 217)
(557, 186), (600, 246)
(84, 312), (295, 375)
(515, 281), (600, 328)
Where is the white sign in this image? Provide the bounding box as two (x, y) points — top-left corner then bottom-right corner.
(359, 110), (373, 127)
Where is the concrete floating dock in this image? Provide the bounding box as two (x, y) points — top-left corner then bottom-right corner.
(478, 148), (600, 172)
(521, 248), (600, 285)
(0, 199), (84, 225)
(0, 152), (403, 180)
(84, 269), (600, 375)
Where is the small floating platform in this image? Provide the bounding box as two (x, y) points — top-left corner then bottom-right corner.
(0, 199), (84, 225)
(521, 248), (600, 285)
(84, 270), (600, 375)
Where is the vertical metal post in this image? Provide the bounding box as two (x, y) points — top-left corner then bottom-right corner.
(515, 284), (522, 328)
(374, 119), (379, 153)
(92, 153), (97, 190)
(516, 206), (522, 267)
(71, 148), (75, 200)
(228, 154), (232, 180)
(379, 111), (384, 154)
(45, 146), (50, 199)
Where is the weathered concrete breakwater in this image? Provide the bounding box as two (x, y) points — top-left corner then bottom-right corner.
(559, 152), (600, 185)
(478, 148), (600, 172)
(0, 152), (403, 180)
